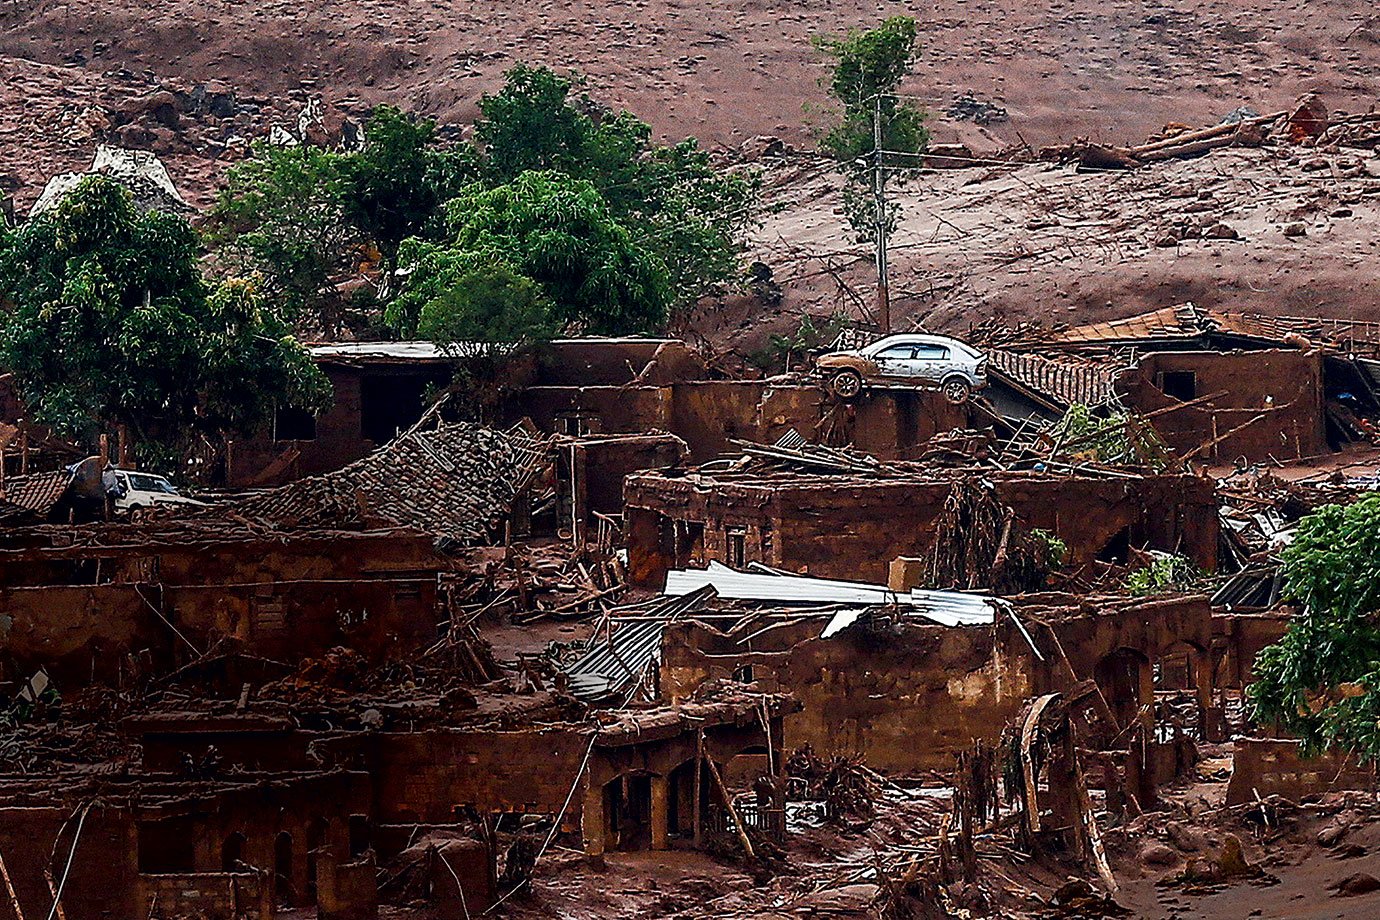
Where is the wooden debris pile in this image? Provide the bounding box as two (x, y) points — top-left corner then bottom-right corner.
(443, 542), (627, 627)
(1315, 112), (1380, 150)
(785, 744), (881, 824)
(923, 476), (1063, 593)
(1044, 93), (1340, 171)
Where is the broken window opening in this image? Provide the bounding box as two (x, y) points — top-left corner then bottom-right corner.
(348, 815), (370, 857)
(360, 373), (445, 445)
(1158, 370), (1198, 402)
(221, 832), (247, 871)
(732, 663), (755, 684)
(273, 406), (318, 442)
(727, 529), (747, 569)
(1096, 527), (1131, 565)
(674, 520), (705, 568)
(1095, 647), (1149, 731)
(138, 818), (197, 874)
(558, 413), (591, 436)
(274, 831), (294, 904)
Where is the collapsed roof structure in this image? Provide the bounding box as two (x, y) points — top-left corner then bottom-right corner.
(232, 421), (549, 546)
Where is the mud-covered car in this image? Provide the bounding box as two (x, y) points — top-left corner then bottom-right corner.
(816, 333), (988, 402)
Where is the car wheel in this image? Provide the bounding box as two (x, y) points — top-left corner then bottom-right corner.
(830, 369), (863, 399)
(942, 377), (972, 404)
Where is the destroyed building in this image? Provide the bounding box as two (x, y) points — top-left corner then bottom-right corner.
(227, 337), (971, 488)
(2, 328), (1378, 919)
(622, 441), (1218, 586)
(987, 303), (1380, 463)
(654, 571), (1215, 775)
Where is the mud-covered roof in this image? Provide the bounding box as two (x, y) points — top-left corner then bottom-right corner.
(232, 422), (549, 546)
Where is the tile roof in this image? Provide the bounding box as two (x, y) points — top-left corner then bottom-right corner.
(233, 423), (549, 546)
(986, 349), (1127, 408)
(0, 470), (70, 516)
(1034, 303), (1380, 354)
(1043, 304), (1206, 346)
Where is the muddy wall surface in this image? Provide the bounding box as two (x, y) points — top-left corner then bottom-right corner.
(625, 471), (1219, 586)
(1211, 611), (1291, 689)
(1226, 738), (1377, 805)
(2, 578), (439, 685)
(0, 529), (447, 684)
(1120, 349), (1327, 462)
(661, 595), (1213, 773)
(0, 806), (140, 919)
(338, 730), (594, 826)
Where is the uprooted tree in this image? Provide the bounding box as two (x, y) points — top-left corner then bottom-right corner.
(0, 175), (329, 467)
(1249, 493), (1380, 762)
(814, 16), (928, 243)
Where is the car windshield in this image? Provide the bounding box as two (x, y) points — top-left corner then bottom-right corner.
(129, 473), (178, 494)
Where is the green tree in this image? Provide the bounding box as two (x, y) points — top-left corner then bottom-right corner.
(415, 262), (558, 352)
(341, 105), (478, 269)
(393, 171), (670, 336)
(208, 106), (478, 335)
(207, 142), (356, 331)
(814, 17), (928, 242)
(0, 176), (329, 464)
(1249, 494), (1380, 762)
(474, 65), (758, 311)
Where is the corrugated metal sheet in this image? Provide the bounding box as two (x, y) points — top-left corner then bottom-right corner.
(664, 562), (995, 630)
(563, 587), (717, 703)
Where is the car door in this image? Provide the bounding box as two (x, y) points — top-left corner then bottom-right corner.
(909, 344), (951, 383)
(873, 344), (917, 378)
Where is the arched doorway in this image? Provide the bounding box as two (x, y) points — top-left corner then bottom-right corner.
(221, 832), (247, 871)
(602, 773), (655, 851)
(274, 831), (294, 905)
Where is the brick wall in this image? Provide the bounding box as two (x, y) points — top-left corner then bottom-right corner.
(1226, 737), (1377, 805)
(140, 871), (271, 920)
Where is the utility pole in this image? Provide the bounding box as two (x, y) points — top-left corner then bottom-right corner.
(872, 94), (891, 334)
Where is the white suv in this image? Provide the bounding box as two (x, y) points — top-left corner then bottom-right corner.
(112, 470), (206, 516)
(816, 333), (989, 402)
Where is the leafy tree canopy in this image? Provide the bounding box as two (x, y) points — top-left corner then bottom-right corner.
(391, 171), (670, 336)
(208, 141), (358, 329)
(209, 106), (478, 334)
(814, 17), (928, 241)
(473, 65), (758, 314)
(0, 176), (329, 462)
(1249, 493), (1380, 762)
(209, 66), (757, 340)
(340, 105), (479, 264)
(415, 262), (558, 353)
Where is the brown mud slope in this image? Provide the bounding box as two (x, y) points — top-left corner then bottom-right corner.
(691, 143), (1380, 350)
(2, 0), (1379, 191)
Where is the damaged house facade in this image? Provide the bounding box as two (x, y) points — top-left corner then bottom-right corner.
(623, 450), (1218, 586)
(2, 321), (1378, 919)
(987, 302), (1380, 463)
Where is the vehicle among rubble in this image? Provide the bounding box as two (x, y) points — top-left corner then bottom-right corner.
(816, 333), (988, 402)
(111, 468), (206, 516)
